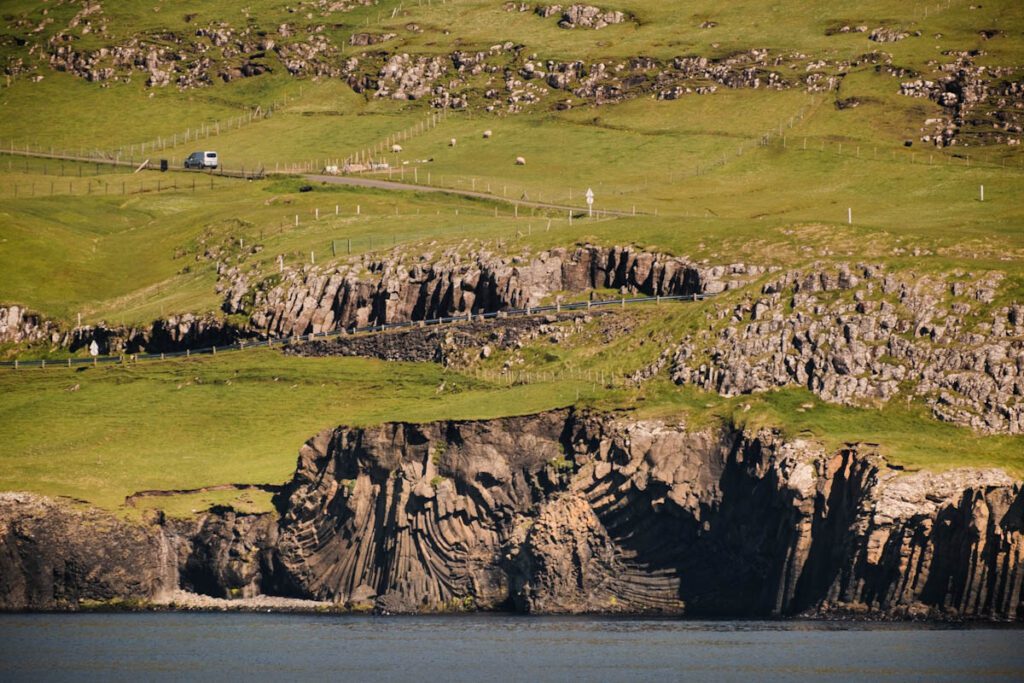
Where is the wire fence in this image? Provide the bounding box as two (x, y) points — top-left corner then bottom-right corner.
(113, 95), (299, 161)
(256, 205), (623, 274)
(0, 293), (710, 371)
(321, 99), (823, 215)
(761, 133), (1024, 173)
(0, 155), (246, 196)
(0, 146), (264, 180)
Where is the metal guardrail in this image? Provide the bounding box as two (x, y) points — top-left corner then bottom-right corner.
(0, 293), (711, 370)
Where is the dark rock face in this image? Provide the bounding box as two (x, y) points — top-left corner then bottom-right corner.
(273, 413), (1024, 618)
(171, 510), (278, 599)
(0, 494), (176, 609)
(2, 413), (1021, 619)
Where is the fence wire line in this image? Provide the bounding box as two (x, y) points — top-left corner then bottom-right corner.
(1, 293), (709, 370)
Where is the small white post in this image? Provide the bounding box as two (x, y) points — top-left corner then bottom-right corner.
(295, 214), (299, 226)
(311, 251), (315, 264)
(335, 204), (339, 215)
(980, 185), (984, 202)
(847, 208), (852, 225)
(356, 204), (361, 215)
(315, 208), (319, 220)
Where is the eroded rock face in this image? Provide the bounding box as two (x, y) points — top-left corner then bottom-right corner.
(0, 493), (177, 609)
(670, 264), (1024, 433)
(1, 414), (1021, 618)
(172, 510), (279, 599)
(0, 305), (60, 345)
(272, 413), (1024, 618)
(235, 244), (761, 340)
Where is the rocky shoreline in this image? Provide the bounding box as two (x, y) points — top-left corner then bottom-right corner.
(2, 411), (1021, 620)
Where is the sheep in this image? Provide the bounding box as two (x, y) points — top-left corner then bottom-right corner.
(391, 144), (403, 153)
(515, 156), (526, 165)
(483, 130), (492, 139)
(449, 138), (457, 147)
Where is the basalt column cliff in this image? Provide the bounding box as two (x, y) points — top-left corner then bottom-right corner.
(2, 411), (1020, 619)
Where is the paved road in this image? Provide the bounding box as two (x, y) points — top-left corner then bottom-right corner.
(303, 173), (645, 217)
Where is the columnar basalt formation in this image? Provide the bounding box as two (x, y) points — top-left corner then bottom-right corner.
(233, 244), (760, 340)
(273, 414), (1022, 618)
(1, 413), (1021, 618)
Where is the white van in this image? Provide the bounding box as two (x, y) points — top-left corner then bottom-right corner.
(184, 151), (218, 169)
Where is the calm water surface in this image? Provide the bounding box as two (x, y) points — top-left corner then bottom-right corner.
(1, 613), (1021, 682)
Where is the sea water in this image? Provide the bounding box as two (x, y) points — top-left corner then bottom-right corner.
(1, 613), (1021, 682)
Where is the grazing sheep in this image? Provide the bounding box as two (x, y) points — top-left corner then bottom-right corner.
(483, 130), (492, 139)
(391, 144), (403, 153)
(515, 156), (526, 165)
(449, 138), (457, 147)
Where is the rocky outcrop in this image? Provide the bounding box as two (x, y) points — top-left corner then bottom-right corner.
(0, 493), (176, 610)
(375, 53), (448, 101)
(2, 414), (1021, 619)
(670, 264), (1024, 434)
(0, 305), (61, 345)
(272, 413), (1024, 618)
(3, 245), (752, 357)
(67, 313), (244, 356)
(33, 1), (374, 88)
(1, 311), (243, 356)
(233, 244), (762, 340)
(868, 27), (913, 43)
(900, 53), (1022, 147)
(535, 5), (629, 30)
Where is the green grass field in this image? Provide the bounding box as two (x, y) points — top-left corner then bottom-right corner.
(0, 349), (593, 510)
(0, 318), (1020, 514)
(0, 0), (1022, 515)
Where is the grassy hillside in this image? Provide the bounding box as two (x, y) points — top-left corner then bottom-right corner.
(0, 304), (1021, 515)
(0, 0), (1022, 516)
